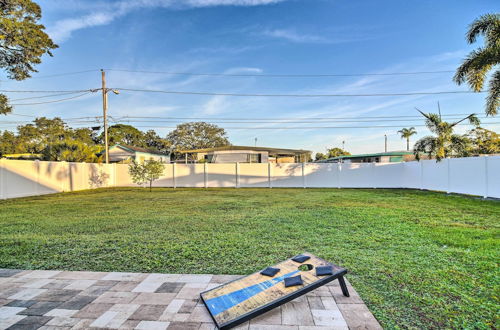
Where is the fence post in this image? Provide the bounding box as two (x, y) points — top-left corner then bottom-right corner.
(235, 162), (239, 188)
(113, 163), (117, 187)
(372, 162), (376, 189)
(420, 160), (424, 190)
(35, 159), (40, 195)
(0, 158), (4, 199)
(446, 157), (451, 194)
(268, 162), (272, 188)
(204, 162), (208, 189)
(484, 156), (489, 199)
(61, 161), (67, 192)
(337, 163), (341, 189)
(172, 163), (176, 189)
(302, 162), (306, 188)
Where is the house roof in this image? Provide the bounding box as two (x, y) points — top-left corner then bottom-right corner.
(178, 145), (311, 155)
(320, 151), (413, 162)
(111, 144), (169, 156)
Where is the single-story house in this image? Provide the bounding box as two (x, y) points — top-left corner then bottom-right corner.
(108, 144), (170, 163)
(178, 146), (312, 163)
(318, 151), (415, 163)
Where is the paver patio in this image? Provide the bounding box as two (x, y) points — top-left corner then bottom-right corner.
(0, 269), (380, 330)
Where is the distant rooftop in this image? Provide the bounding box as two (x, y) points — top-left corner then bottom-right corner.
(179, 145), (311, 155)
(111, 144), (169, 156)
(319, 151), (413, 162)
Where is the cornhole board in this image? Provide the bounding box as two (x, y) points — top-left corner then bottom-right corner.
(200, 252), (349, 329)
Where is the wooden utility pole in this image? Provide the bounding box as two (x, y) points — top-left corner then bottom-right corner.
(101, 69), (109, 164)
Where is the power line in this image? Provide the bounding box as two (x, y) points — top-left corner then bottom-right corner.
(2, 113), (485, 121)
(5, 113), (103, 121)
(105, 122), (500, 130)
(114, 113), (484, 120)
(113, 117), (491, 124)
(0, 87), (484, 98)
(26, 69), (99, 79)
(4, 112), (494, 124)
(0, 89), (95, 93)
(0, 70), (99, 81)
(113, 87), (483, 97)
(105, 68), (455, 78)
(10, 92), (92, 106)
(9, 91), (90, 101)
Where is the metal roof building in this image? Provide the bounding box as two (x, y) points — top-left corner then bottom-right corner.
(178, 146), (312, 163)
(318, 151), (415, 163)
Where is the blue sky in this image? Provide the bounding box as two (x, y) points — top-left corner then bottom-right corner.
(1, 0), (498, 154)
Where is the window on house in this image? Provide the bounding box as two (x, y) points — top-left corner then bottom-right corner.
(248, 154), (261, 163)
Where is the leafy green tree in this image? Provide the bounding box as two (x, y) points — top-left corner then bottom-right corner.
(0, 117), (101, 161)
(327, 147), (350, 158)
(315, 152), (327, 161)
(42, 140), (101, 163)
(144, 129), (171, 153)
(72, 128), (97, 145)
(167, 122), (230, 152)
(0, 130), (17, 155)
(0, 0), (58, 114)
(397, 127), (417, 151)
(0, 95), (12, 115)
(413, 110), (480, 161)
(103, 124), (146, 147)
(100, 125), (171, 154)
(128, 160), (165, 192)
(15, 117), (68, 153)
(467, 127), (500, 154)
(454, 13), (500, 116)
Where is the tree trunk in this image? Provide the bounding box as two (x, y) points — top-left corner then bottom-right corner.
(407, 138), (410, 151)
(149, 180), (152, 192)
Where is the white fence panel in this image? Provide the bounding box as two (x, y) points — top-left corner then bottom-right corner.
(372, 163), (405, 188)
(153, 164), (174, 187)
(402, 161), (421, 189)
(115, 164), (136, 187)
(421, 159), (448, 192)
(175, 164), (205, 188)
(1, 160), (44, 198)
(339, 163), (373, 188)
(304, 163), (339, 188)
(207, 164), (236, 188)
(272, 163), (303, 188)
(486, 156), (500, 198)
(449, 157), (486, 196)
(239, 163), (269, 187)
(1, 157), (499, 199)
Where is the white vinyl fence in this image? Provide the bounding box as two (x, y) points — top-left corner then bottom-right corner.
(1, 156), (499, 199)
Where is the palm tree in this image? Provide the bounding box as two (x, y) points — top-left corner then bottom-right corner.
(454, 13), (500, 116)
(397, 127), (417, 151)
(413, 110), (480, 161)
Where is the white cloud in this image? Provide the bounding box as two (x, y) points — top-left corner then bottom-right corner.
(202, 95), (228, 115)
(47, 0), (287, 42)
(48, 12), (117, 43)
(262, 29), (329, 43)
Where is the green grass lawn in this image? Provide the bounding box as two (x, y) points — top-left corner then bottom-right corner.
(0, 188), (498, 328)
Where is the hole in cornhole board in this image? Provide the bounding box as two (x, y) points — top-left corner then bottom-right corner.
(298, 264), (314, 271)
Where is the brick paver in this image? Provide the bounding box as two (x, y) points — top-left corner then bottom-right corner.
(0, 269), (381, 329)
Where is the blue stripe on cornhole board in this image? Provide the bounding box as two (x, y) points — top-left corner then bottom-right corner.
(205, 270), (300, 316)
